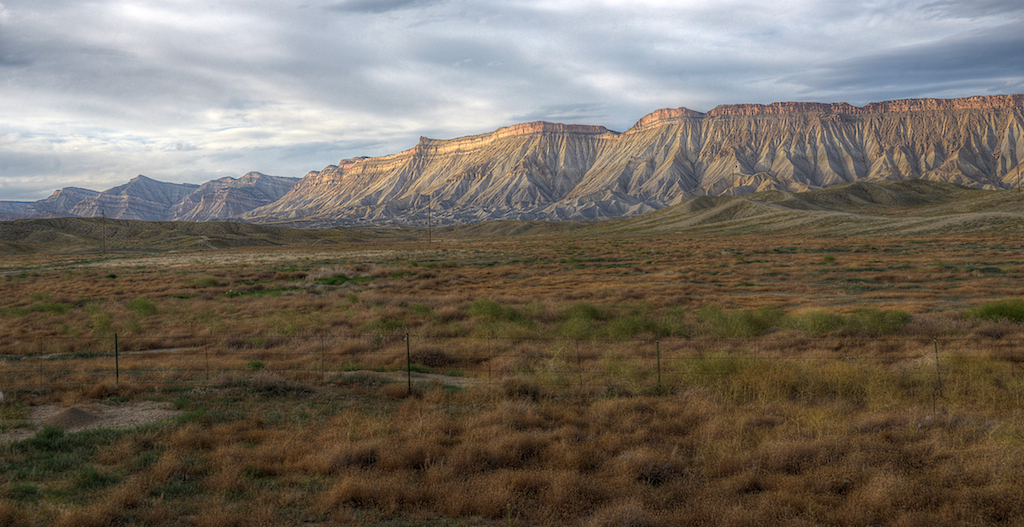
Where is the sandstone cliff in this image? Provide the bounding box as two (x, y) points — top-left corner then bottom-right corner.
(245, 95), (1024, 226)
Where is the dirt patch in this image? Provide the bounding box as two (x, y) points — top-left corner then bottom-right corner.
(43, 407), (100, 429)
(0, 401), (180, 443)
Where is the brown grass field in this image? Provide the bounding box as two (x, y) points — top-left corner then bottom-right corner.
(3, 208), (1024, 525)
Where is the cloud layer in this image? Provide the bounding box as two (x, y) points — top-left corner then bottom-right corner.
(1, 0), (1022, 200)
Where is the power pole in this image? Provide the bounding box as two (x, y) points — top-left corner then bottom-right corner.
(731, 164), (737, 197)
(101, 210), (106, 256)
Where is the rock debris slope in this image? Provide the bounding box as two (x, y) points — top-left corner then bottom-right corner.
(244, 95), (1024, 227)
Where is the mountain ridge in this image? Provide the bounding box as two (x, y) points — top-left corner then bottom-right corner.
(3, 95), (1022, 227)
(244, 94), (1022, 227)
(2, 180), (1020, 255)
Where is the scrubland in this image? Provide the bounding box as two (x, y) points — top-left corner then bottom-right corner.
(2, 229), (1024, 526)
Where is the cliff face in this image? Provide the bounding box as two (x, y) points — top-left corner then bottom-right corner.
(245, 95), (1024, 226)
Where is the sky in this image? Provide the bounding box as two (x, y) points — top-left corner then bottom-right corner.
(1, 0), (1023, 201)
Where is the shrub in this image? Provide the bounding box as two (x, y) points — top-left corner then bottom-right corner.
(848, 308), (912, 336)
(316, 274), (373, 286)
(31, 302), (73, 315)
(788, 310), (847, 336)
(561, 302), (607, 322)
(697, 306), (784, 338)
(965, 299), (1024, 323)
(560, 317), (596, 340)
(127, 297), (158, 316)
(5, 483), (40, 502)
(605, 314), (661, 340)
(361, 317), (407, 334)
(194, 276), (221, 288)
(468, 298), (529, 324)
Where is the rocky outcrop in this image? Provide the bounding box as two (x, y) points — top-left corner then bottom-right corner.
(245, 95), (1024, 227)
(702, 95), (1024, 117)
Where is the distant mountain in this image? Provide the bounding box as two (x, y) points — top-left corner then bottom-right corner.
(3, 180), (1022, 255)
(4, 95), (1022, 227)
(0, 187), (100, 220)
(69, 175), (200, 220)
(169, 172), (302, 221)
(0, 201), (31, 213)
(4, 173), (299, 222)
(243, 94), (1024, 227)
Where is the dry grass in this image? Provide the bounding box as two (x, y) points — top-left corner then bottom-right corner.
(3, 230), (1024, 525)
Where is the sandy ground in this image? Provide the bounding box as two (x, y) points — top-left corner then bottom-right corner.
(0, 401), (181, 443)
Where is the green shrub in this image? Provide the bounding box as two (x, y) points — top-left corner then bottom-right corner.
(561, 302), (607, 321)
(194, 276), (221, 288)
(605, 314), (661, 340)
(316, 274), (373, 286)
(965, 299), (1024, 323)
(468, 298), (529, 324)
(6, 483), (40, 502)
(74, 466), (121, 492)
(30, 302), (73, 315)
(127, 297), (158, 316)
(409, 303), (434, 317)
(247, 360), (265, 371)
(560, 316), (596, 340)
(361, 317), (407, 334)
(848, 308), (912, 335)
(697, 306), (784, 338)
(788, 310), (847, 336)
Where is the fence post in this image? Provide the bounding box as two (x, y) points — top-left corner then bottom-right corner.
(406, 331), (412, 396)
(576, 340), (583, 390)
(114, 333), (119, 385)
(321, 336), (326, 386)
(38, 339), (43, 390)
(657, 339), (661, 391)
(932, 338), (941, 415)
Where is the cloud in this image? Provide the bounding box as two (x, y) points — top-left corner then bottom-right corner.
(0, 0), (1022, 200)
(781, 21), (1024, 103)
(324, 0), (441, 14)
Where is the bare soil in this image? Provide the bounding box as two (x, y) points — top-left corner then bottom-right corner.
(0, 401), (180, 443)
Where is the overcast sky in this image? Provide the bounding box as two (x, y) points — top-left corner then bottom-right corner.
(1, 0), (1022, 200)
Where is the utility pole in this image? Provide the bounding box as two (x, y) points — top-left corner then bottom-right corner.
(101, 210), (106, 256)
(732, 164), (737, 197)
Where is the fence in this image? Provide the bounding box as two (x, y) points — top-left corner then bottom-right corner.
(1, 332), (1022, 412)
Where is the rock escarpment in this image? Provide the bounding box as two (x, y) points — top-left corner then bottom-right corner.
(245, 95), (1024, 226)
